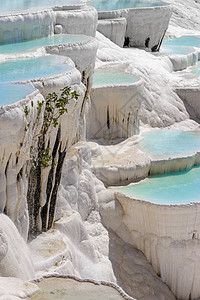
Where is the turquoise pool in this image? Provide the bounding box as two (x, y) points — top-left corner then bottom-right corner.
(139, 130), (200, 159)
(0, 0), (82, 13)
(163, 35), (200, 48)
(0, 56), (73, 82)
(160, 45), (195, 55)
(93, 69), (140, 86)
(191, 61), (200, 75)
(88, 0), (168, 11)
(0, 83), (35, 106)
(0, 34), (91, 53)
(121, 165), (200, 205)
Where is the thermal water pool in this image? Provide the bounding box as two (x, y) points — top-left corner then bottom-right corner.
(93, 68), (140, 86)
(160, 35), (200, 56)
(0, 0), (83, 13)
(162, 35), (200, 48)
(88, 0), (168, 11)
(121, 165), (200, 205)
(0, 83), (35, 106)
(191, 61), (200, 75)
(0, 34), (92, 54)
(30, 277), (127, 300)
(160, 45), (196, 55)
(0, 56), (73, 82)
(138, 129), (200, 159)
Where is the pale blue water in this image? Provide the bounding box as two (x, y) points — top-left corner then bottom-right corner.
(0, 34), (91, 53)
(0, 83), (35, 106)
(88, 0), (168, 11)
(139, 130), (200, 159)
(0, 0), (169, 13)
(160, 45), (195, 55)
(191, 61), (200, 75)
(163, 36), (200, 48)
(0, 56), (73, 82)
(121, 165), (200, 205)
(93, 69), (140, 85)
(0, 0), (82, 13)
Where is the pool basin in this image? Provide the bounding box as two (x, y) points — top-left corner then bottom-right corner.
(163, 35), (200, 48)
(88, 0), (168, 11)
(93, 68), (140, 86)
(121, 165), (200, 205)
(160, 45), (196, 55)
(0, 0), (83, 13)
(30, 277), (127, 300)
(0, 56), (73, 82)
(191, 61), (200, 75)
(0, 83), (35, 106)
(0, 34), (92, 54)
(87, 66), (142, 139)
(139, 130), (200, 159)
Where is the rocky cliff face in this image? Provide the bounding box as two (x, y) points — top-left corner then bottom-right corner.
(0, 66), (86, 240)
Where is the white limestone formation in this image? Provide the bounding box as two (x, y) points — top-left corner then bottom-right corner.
(0, 89), (44, 239)
(0, 5), (97, 45)
(113, 192), (200, 300)
(95, 32), (193, 128)
(166, 0), (200, 31)
(87, 66), (143, 140)
(108, 231), (176, 300)
(1, 0), (200, 299)
(31, 276), (136, 300)
(97, 18), (127, 47)
(29, 211), (116, 283)
(0, 214), (34, 280)
(89, 138), (151, 186)
(45, 36), (98, 88)
(0, 56), (86, 238)
(0, 10), (54, 44)
(98, 5), (172, 50)
(176, 87), (200, 122)
(88, 126), (200, 186)
(54, 5), (98, 37)
(0, 277), (39, 299)
(165, 49), (200, 71)
(149, 152), (200, 175)
(125, 6), (172, 50)
(27, 141), (176, 300)
(56, 142), (102, 221)
(25, 67), (86, 236)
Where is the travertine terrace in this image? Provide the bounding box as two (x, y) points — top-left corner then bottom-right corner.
(0, 0), (200, 299)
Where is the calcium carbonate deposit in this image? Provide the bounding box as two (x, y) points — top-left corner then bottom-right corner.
(0, 0), (200, 300)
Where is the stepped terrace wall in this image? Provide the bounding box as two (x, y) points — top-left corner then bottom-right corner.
(97, 4), (172, 50)
(0, 5), (97, 44)
(0, 56), (85, 239)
